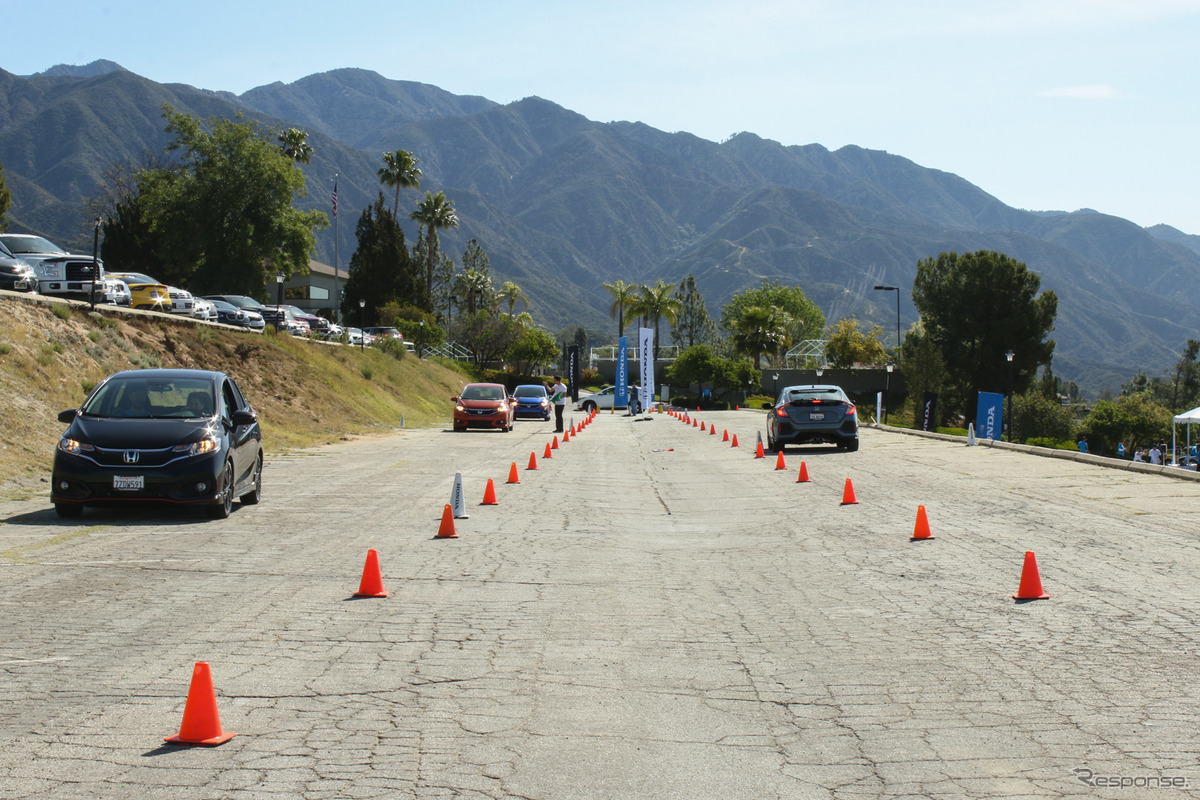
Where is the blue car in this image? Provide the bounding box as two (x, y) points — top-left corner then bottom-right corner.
(511, 384), (552, 420)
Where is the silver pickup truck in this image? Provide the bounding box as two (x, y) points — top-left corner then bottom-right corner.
(0, 233), (121, 304)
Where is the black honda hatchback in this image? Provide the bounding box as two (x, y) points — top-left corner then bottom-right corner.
(51, 369), (263, 519)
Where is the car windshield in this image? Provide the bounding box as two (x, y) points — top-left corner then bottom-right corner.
(81, 377), (215, 419)
(783, 387), (844, 404)
(0, 235), (61, 255)
(513, 386), (547, 398)
(461, 385), (505, 401)
(211, 300), (238, 312)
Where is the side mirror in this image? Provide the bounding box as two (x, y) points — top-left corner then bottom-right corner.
(232, 408), (257, 426)
(58, 409), (78, 423)
(450, 396), (459, 403)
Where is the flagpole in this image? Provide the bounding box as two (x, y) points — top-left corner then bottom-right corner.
(332, 174), (340, 323)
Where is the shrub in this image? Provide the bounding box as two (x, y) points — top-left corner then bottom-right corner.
(374, 337), (408, 361)
(51, 304), (72, 321)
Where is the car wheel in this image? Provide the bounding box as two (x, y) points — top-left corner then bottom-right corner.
(209, 461), (234, 519)
(844, 438), (860, 452)
(55, 502), (82, 519)
(582, 400), (596, 413)
(240, 454), (263, 505)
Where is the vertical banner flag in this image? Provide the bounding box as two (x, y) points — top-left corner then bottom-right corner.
(331, 177), (338, 218)
(975, 391), (1005, 441)
(616, 337), (629, 410)
(639, 327), (654, 413)
(921, 391), (939, 432)
(568, 346), (580, 403)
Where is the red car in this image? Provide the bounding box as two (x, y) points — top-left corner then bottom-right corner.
(452, 383), (515, 432)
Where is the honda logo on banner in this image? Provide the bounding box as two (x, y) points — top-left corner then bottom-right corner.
(975, 391), (1005, 441)
(615, 337), (628, 409)
(123, 450), (140, 464)
(639, 327), (654, 413)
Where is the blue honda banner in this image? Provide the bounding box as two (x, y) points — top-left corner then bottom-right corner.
(976, 391), (1005, 441)
(616, 337), (629, 409)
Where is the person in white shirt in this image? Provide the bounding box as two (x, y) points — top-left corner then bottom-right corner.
(1149, 445), (1162, 465)
(550, 376), (567, 433)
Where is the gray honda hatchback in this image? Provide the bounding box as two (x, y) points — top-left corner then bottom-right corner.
(763, 384), (859, 452)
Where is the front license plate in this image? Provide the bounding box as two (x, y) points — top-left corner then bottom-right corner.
(113, 475), (144, 491)
(809, 413), (824, 420)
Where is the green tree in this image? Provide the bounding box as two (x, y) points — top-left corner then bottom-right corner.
(454, 266), (493, 315)
(0, 160), (11, 230)
(731, 305), (788, 369)
(1011, 389), (1074, 444)
(1078, 394), (1172, 454)
(277, 128), (313, 165)
(409, 190), (458, 299)
(670, 274), (717, 349)
(824, 318), (888, 368)
(632, 279), (683, 359)
(453, 311), (523, 366)
(133, 106), (327, 294)
(913, 250), (1057, 421)
(340, 192), (424, 324)
(378, 150), (421, 216)
(666, 344), (719, 394)
(506, 323), (559, 374)
(603, 279), (640, 341)
(719, 279), (824, 353)
(898, 322), (948, 428)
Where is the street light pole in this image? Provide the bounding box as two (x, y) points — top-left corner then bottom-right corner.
(885, 361), (894, 425)
(1006, 349), (1015, 442)
(873, 285), (901, 350)
(359, 299), (366, 352)
(418, 319), (425, 359)
(90, 216), (101, 312)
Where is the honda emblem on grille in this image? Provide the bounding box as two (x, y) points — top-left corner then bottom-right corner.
(123, 450), (140, 464)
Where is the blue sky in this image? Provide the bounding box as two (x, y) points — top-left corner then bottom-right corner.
(8, 0), (1200, 233)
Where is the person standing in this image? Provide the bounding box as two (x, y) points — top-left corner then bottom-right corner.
(1117, 441), (1126, 459)
(1149, 444), (1162, 465)
(1077, 436), (1088, 454)
(551, 375), (567, 433)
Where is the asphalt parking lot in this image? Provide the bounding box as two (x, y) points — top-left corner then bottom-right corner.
(2, 409), (1199, 799)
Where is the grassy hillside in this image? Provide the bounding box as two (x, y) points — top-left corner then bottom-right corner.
(0, 293), (470, 501)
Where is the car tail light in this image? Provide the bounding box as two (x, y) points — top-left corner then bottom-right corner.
(845, 404), (856, 417)
(775, 405), (788, 415)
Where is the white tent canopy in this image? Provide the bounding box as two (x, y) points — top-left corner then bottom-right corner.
(1170, 406), (1200, 468)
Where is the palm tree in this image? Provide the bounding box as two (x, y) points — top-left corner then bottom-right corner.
(494, 280), (528, 316)
(377, 150), (422, 215)
(278, 128), (313, 164)
(454, 267), (492, 314)
(410, 191), (459, 300)
(732, 305), (788, 369)
(631, 279), (683, 359)
(603, 279), (640, 340)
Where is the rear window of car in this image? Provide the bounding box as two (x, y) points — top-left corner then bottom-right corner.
(784, 388), (845, 404)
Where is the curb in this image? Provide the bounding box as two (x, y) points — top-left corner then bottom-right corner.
(871, 423), (1200, 482)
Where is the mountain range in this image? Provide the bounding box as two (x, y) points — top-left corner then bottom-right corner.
(4, 60), (1199, 396)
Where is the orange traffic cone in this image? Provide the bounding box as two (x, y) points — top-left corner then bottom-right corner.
(709, 424), (716, 436)
(354, 548), (389, 597)
(562, 430), (570, 442)
(775, 450), (787, 470)
(700, 421), (707, 431)
(527, 451), (538, 470)
(840, 478), (859, 505)
(911, 505), (934, 540)
(436, 504), (458, 538)
(693, 418), (698, 428)
(507, 461), (520, 484)
(722, 429), (730, 442)
(481, 479), (498, 506)
(755, 441), (765, 458)
(731, 434), (740, 447)
(1013, 551), (1049, 600)
(543, 442), (553, 459)
(165, 661), (236, 746)
(551, 436), (559, 449)
(796, 461), (811, 483)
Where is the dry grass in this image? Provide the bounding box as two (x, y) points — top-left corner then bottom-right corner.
(0, 294), (471, 500)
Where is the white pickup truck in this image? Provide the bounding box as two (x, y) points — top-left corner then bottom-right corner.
(0, 233), (120, 304)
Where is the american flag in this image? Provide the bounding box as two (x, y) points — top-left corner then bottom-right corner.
(331, 178), (338, 218)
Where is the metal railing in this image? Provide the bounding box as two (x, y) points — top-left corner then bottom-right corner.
(425, 341), (474, 361)
(589, 344), (680, 363)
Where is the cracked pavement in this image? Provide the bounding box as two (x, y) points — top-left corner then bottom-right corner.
(1, 410), (1199, 798)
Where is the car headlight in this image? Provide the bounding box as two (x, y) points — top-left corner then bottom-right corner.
(173, 438), (218, 457)
(456, 404), (466, 412)
(540, 399), (549, 406)
(57, 438), (94, 455)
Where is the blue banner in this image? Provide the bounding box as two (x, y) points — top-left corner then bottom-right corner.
(616, 337), (629, 408)
(976, 391), (1005, 441)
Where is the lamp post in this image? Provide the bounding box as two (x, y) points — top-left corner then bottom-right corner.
(89, 215), (101, 311)
(359, 299), (366, 352)
(276, 272), (285, 307)
(873, 284), (901, 350)
(1006, 349), (1015, 442)
(418, 319), (425, 359)
(884, 361), (895, 424)
(816, 364), (825, 380)
(772, 372), (780, 396)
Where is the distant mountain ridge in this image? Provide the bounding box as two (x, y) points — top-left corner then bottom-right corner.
(2, 62), (1198, 396)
